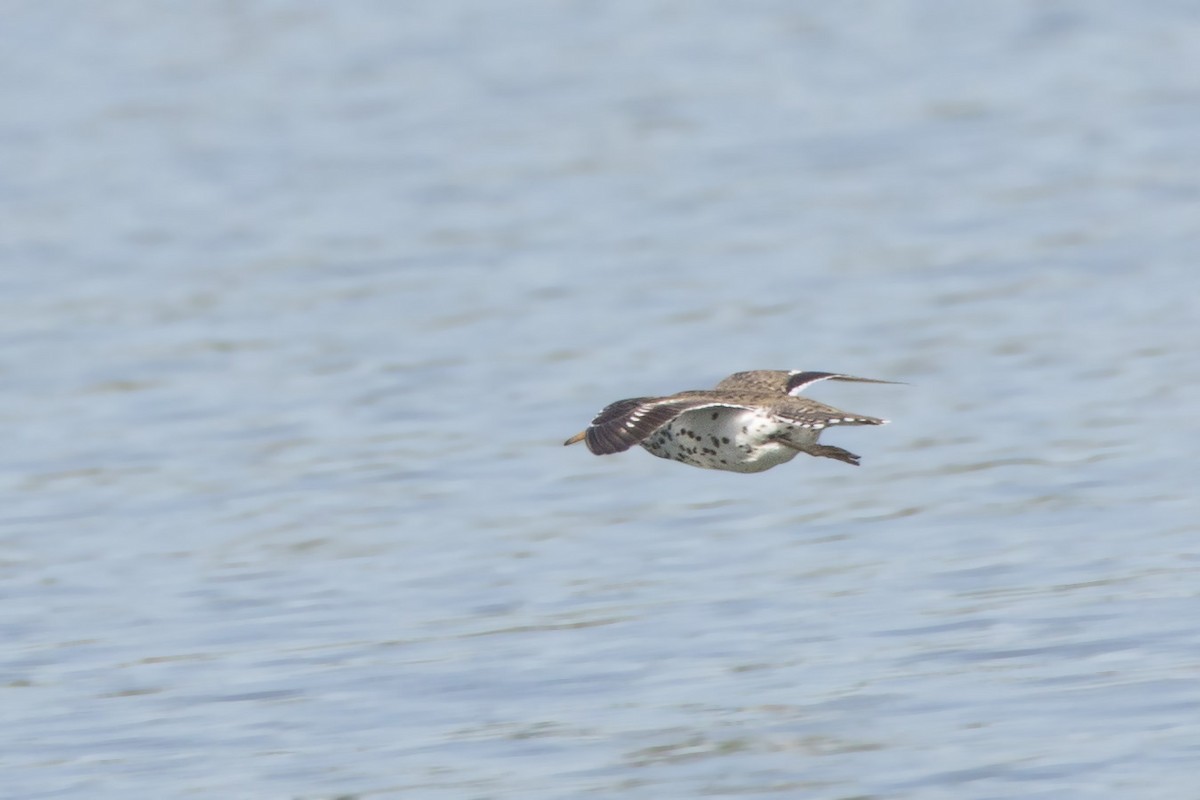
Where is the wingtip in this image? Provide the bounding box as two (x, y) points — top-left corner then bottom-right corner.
(786, 371), (906, 395)
(832, 376), (906, 386)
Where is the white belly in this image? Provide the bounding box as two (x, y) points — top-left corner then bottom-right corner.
(640, 407), (816, 473)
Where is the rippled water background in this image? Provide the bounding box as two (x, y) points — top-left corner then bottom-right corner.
(4, 2), (1200, 798)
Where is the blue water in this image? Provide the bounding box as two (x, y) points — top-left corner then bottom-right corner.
(3, 2), (1200, 798)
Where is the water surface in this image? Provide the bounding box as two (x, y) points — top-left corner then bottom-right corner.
(3, 2), (1200, 798)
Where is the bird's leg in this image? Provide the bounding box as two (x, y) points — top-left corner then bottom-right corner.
(773, 438), (861, 466)
(806, 444), (861, 466)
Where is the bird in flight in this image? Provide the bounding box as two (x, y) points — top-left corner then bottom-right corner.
(565, 370), (898, 473)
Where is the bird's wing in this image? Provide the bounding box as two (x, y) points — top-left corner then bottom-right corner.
(770, 398), (888, 428)
(784, 371), (901, 396)
(564, 396), (751, 455)
(714, 370), (789, 393)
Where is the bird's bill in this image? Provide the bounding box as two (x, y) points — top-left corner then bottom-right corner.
(563, 430), (587, 446)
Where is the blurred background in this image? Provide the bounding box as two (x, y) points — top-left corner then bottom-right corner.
(3, 2), (1199, 797)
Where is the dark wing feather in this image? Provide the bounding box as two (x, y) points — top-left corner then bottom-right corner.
(575, 396), (748, 455)
(582, 397), (688, 455)
(715, 370), (900, 396)
(785, 371), (901, 396)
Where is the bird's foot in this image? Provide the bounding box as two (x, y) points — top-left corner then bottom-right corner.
(774, 438), (861, 466)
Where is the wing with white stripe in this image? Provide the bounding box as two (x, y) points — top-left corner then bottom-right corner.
(566, 397), (750, 455)
(785, 371), (900, 396)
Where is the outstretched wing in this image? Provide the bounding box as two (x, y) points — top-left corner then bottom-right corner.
(565, 396), (750, 455)
(770, 397), (888, 428)
(783, 371), (901, 396)
(715, 370), (900, 396)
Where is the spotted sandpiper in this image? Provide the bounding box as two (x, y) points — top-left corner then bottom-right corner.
(564, 370), (898, 473)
